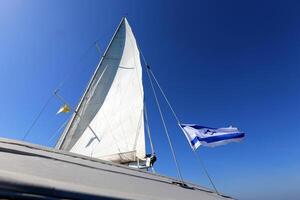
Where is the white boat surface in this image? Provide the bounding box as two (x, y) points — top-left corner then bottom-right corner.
(0, 138), (233, 199)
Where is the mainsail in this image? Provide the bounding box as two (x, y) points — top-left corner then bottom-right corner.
(56, 17), (145, 164)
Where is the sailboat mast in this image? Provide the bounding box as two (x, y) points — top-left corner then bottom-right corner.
(55, 17), (126, 149)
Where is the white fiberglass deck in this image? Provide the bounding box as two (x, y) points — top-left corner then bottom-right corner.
(0, 138), (233, 200)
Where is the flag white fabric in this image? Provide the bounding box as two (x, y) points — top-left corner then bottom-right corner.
(180, 124), (245, 150)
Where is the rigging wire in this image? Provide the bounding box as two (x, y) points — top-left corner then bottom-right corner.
(47, 118), (70, 145)
(22, 94), (54, 141)
(137, 43), (219, 192)
(144, 102), (157, 174)
(144, 102), (155, 155)
(148, 67), (220, 195)
(22, 40), (99, 142)
(145, 64), (184, 184)
(55, 39), (102, 91)
(53, 90), (101, 143)
(56, 18), (126, 149)
(148, 69), (181, 124)
(137, 49), (184, 182)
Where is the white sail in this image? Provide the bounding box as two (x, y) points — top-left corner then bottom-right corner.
(56, 18), (145, 163)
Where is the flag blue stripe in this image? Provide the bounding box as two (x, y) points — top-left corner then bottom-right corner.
(181, 124), (216, 129)
(191, 132), (245, 145)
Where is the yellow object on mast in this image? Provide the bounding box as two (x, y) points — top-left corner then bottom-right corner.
(57, 104), (70, 114)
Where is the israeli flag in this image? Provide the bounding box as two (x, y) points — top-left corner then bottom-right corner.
(180, 124), (245, 150)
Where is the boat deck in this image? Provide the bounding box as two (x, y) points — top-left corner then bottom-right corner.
(0, 138), (233, 199)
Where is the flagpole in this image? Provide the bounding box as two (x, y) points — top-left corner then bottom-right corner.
(145, 65), (222, 194)
(193, 150), (220, 195)
(145, 65), (185, 185)
(179, 124), (220, 195)
(138, 41), (222, 192)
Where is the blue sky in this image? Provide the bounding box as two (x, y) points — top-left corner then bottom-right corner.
(0, 0), (300, 199)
